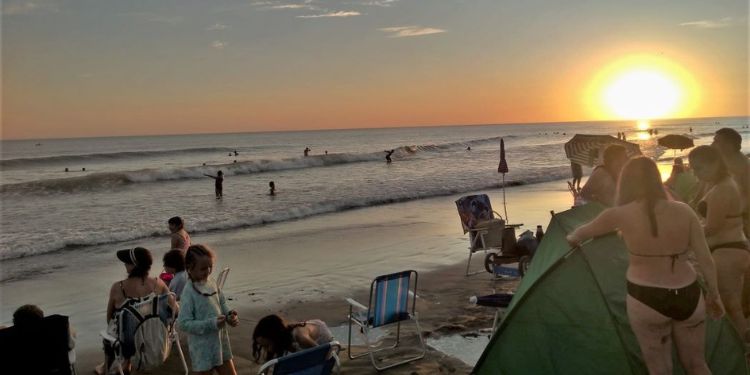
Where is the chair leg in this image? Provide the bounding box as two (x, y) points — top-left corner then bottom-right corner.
(465, 250), (473, 276)
(173, 333), (188, 375)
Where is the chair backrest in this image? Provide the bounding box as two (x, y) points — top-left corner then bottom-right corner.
(0, 314), (73, 375)
(259, 341), (340, 375)
(368, 270), (417, 328)
(216, 267), (230, 291)
(455, 194), (495, 233)
(116, 293), (174, 360)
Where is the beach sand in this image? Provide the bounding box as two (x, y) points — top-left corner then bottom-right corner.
(2, 179), (572, 374)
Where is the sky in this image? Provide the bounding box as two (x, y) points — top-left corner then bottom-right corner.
(1, 0), (748, 139)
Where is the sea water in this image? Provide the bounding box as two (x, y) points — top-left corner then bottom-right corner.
(1, 117), (747, 273)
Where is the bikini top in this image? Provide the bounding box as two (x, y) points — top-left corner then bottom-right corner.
(697, 201), (744, 219)
(628, 248), (689, 272)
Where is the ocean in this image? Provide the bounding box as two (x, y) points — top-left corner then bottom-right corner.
(1, 116), (748, 270)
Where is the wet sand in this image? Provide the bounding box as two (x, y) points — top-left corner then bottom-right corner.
(1, 179), (572, 374)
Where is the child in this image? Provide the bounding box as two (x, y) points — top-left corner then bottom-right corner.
(252, 314), (334, 363)
(162, 249), (187, 299)
(178, 245), (239, 375)
(204, 171), (224, 199)
(168, 216), (191, 252)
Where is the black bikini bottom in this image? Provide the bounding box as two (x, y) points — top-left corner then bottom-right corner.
(626, 280), (701, 321)
(709, 241), (750, 253)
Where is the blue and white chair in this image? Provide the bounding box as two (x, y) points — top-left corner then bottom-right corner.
(257, 341), (341, 375)
(346, 270), (426, 371)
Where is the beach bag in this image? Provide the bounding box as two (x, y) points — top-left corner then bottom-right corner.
(125, 298), (171, 371)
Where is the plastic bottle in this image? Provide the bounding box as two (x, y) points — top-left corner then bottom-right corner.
(535, 225), (544, 243)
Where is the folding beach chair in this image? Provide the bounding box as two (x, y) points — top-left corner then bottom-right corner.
(217, 266), (231, 291)
(257, 341), (342, 375)
(346, 270), (425, 371)
(0, 314), (77, 375)
(100, 293), (187, 375)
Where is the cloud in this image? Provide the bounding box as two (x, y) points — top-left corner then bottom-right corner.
(271, 4), (310, 9)
(379, 26), (446, 38)
(297, 10), (361, 18)
(1, 1), (57, 16)
(211, 41), (228, 49)
(207, 23), (229, 31)
(679, 17), (732, 29)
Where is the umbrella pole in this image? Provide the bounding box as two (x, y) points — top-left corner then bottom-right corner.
(502, 173), (508, 221)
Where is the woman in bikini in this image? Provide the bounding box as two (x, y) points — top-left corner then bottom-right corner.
(689, 145), (749, 341)
(567, 157), (724, 375)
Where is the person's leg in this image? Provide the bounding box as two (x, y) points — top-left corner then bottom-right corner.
(216, 359), (237, 375)
(627, 295), (673, 375)
(714, 249), (750, 339)
(673, 294), (711, 375)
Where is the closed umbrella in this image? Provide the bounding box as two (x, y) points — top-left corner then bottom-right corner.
(498, 138), (509, 221)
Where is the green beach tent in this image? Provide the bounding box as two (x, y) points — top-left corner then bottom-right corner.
(472, 203), (748, 375)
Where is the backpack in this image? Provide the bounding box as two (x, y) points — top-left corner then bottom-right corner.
(121, 296), (171, 371)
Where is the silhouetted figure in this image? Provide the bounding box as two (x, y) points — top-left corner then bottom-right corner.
(204, 170), (224, 199)
(570, 162), (583, 190)
(64, 168), (69, 172)
(233, 160), (237, 163)
(234, 150), (238, 156)
(690, 127), (693, 133)
(304, 147), (311, 157)
(385, 149), (395, 163)
(466, 146), (471, 151)
(269, 181), (276, 196)
(82, 167), (86, 171)
(325, 150), (328, 155)
(228, 153), (232, 156)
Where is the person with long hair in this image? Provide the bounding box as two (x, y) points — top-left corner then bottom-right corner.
(567, 157), (724, 374)
(580, 145), (629, 206)
(689, 145), (750, 341)
(168, 216), (191, 253)
(251, 314), (334, 363)
(97, 247), (176, 375)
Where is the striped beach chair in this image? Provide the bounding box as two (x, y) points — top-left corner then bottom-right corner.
(257, 341), (341, 375)
(346, 270), (425, 371)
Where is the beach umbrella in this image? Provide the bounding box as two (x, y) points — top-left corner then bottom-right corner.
(498, 138), (509, 221)
(657, 134), (694, 150)
(564, 134), (642, 167)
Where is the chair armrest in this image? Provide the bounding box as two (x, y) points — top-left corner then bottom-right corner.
(257, 358), (278, 375)
(100, 330), (116, 343)
(345, 298), (367, 311)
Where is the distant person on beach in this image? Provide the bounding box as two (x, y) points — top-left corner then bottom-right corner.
(64, 168), (69, 172)
(690, 127), (693, 133)
(580, 145), (628, 206)
(204, 171), (224, 199)
(567, 157), (724, 375)
(168, 216), (191, 253)
(269, 181), (276, 196)
(97, 247), (176, 375)
(252, 314), (334, 363)
(689, 146), (749, 341)
(178, 244), (239, 375)
(570, 162), (583, 190)
(325, 150), (328, 155)
(304, 147), (311, 157)
(385, 149), (395, 163)
(233, 150), (238, 156)
(162, 250), (187, 299)
(467, 146), (471, 151)
(622, 133), (627, 141)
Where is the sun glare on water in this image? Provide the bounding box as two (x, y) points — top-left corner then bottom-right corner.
(586, 55), (699, 121)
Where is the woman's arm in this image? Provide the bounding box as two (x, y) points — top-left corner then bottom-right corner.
(170, 233), (180, 250)
(703, 183), (733, 236)
(106, 283), (117, 323)
(688, 211), (725, 318)
(566, 207), (620, 246)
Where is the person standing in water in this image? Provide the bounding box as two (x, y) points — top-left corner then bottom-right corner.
(204, 171), (224, 199)
(385, 149), (395, 163)
(570, 161), (583, 190)
(304, 147), (311, 157)
(269, 181), (276, 196)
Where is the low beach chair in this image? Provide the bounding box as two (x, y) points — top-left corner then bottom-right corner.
(0, 314), (77, 375)
(257, 341), (342, 375)
(346, 270), (426, 371)
(100, 293), (187, 375)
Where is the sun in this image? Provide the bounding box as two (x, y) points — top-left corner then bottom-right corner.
(585, 54), (700, 120)
(604, 70), (681, 119)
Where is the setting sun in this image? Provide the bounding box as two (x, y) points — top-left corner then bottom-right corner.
(585, 54), (701, 120)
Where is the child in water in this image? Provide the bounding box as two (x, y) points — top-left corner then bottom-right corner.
(204, 171), (224, 199)
(252, 314), (334, 363)
(178, 245), (239, 375)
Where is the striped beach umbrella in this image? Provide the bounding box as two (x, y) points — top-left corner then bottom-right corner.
(564, 134), (642, 167)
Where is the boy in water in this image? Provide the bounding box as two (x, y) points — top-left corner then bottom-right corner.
(204, 170), (224, 199)
(385, 149), (395, 163)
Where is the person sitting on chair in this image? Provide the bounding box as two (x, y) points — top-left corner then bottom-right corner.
(580, 145), (629, 206)
(252, 314), (334, 363)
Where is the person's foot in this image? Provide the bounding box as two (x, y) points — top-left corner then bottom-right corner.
(94, 363), (105, 375)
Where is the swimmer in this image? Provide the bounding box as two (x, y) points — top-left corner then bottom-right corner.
(385, 149), (395, 163)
